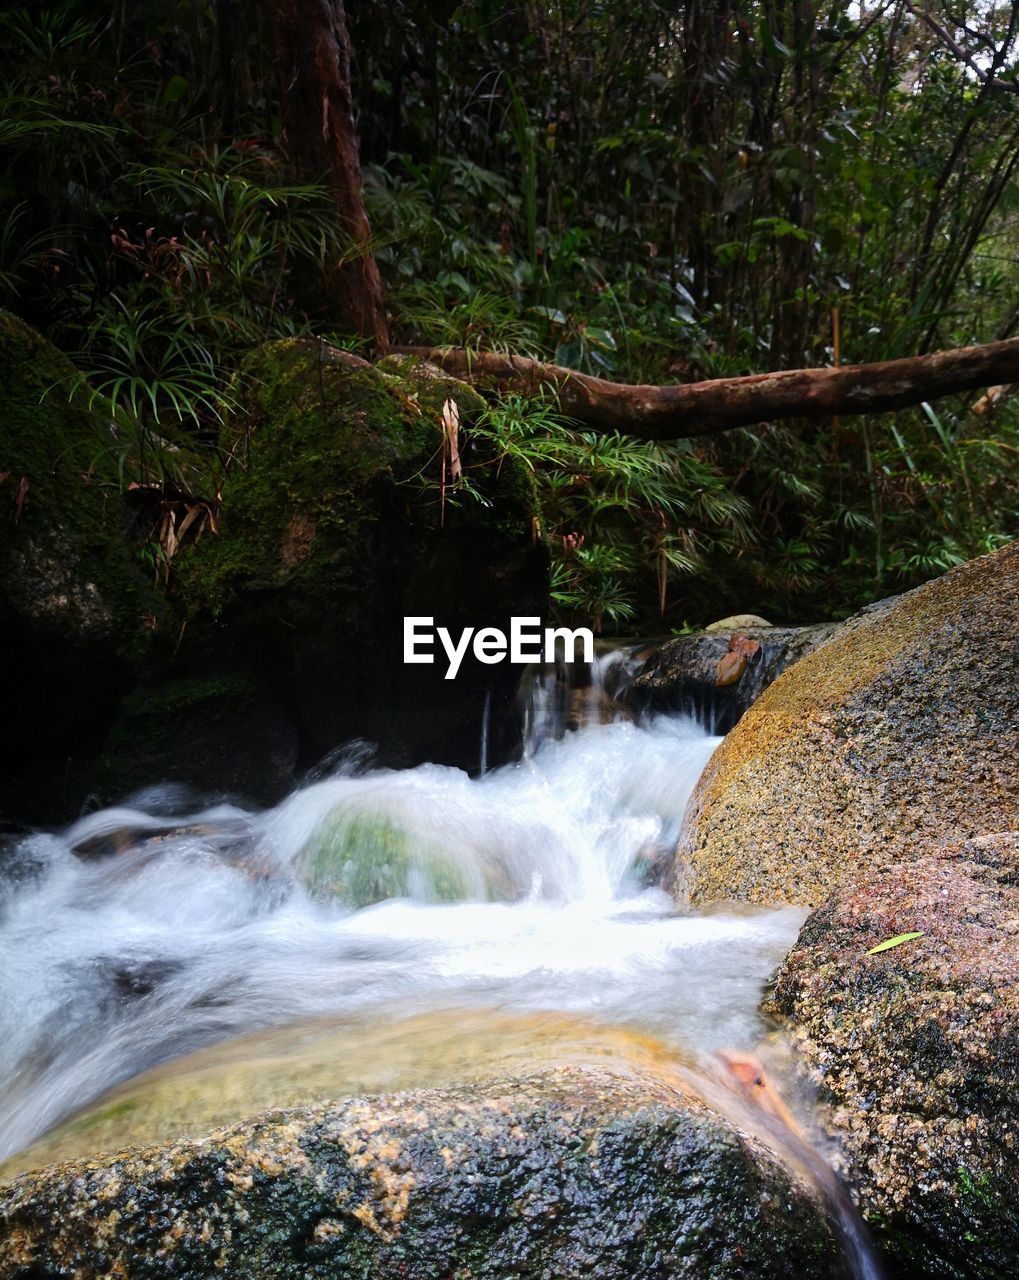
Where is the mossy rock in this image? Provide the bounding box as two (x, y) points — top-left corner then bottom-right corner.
(172, 338), (547, 775)
(296, 808), (476, 905)
(675, 542), (1019, 906)
(0, 1066), (844, 1279)
(0, 311), (163, 815)
(0, 309), (154, 633)
(98, 672), (298, 803)
(175, 339), (513, 622)
(0, 328), (546, 814)
(772, 834), (1019, 1279)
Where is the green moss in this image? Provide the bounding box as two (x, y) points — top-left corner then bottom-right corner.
(956, 1167), (996, 1212)
(295, 810), (473, 906)
(0, 310), (116, 520)
(60, 1098), (139, 1138)
(100, 672), (257, 755)
(175, 338), (540, 623)
(176, 341), (438, 617)
(0, 309), (162, 654)
(113, 672), (255, 727)
(0, 312), (171, 806)
(375, 351), (487, 420)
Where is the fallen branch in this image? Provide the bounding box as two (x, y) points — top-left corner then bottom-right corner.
(395, 338), (1019, 440)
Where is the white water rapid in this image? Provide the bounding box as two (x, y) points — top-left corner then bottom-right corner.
(0, 650), (888, 1278)
(0, 654), (808, 1164)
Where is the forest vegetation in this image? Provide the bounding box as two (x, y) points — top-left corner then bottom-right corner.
(2, 0), (1018, 630)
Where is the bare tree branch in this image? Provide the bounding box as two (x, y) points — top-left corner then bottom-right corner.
(905, 3), (1019, 92)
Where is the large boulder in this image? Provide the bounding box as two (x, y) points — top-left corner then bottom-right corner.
(674, 543), (1019, 906)
(0, 312), (163, 819)
(771, 834), (1019, 1280)
(0, 1011), (726, 1175)
(0, 1066), (843, 1279)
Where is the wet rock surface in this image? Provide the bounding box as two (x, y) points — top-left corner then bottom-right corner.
(674, 543), (1019, 905)
(0, 1066), (844, 1279)
(632, 621), (837, 732)
(0, 1012), (749, 1177)
(772, 834), (1019, 1280)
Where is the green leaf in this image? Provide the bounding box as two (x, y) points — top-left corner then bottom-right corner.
(867, 931), (924, 955)
(583, 326), (617, 350)
(161, 75), (191, 106)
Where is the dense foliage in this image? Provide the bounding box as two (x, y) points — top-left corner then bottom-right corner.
(2, 1), (1018, 628)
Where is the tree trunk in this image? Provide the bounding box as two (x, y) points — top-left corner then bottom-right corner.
(271, 0), (388, 349)
(395, 338), (1019, 439)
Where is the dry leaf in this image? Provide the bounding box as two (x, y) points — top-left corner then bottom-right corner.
(175, 504), (205, 543)
(729, 634), (761, 659)
(442, 398), (461, 480)
(716, 651), (747, 686)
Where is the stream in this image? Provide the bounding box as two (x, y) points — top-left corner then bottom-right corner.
(0, 651), (881, 1277)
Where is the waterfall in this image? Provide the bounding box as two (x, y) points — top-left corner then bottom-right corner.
(478, 688), (492, 775)
(0, 649), (882, 1278)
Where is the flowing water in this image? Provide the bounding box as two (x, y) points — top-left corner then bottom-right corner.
(0, 651), (881, 1277)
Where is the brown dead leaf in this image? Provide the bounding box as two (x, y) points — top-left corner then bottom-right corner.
(717, 1050), (804, 1139)
(729, 634), (761, 660)
(160, 509), (177, 561)
(174, 504), (205, 543)
(441, 398), (461, 480)
(716, 651), (747, 686)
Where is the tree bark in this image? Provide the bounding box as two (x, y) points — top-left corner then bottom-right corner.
(272, 0), (388, 349)
(395, 338), (1019, 439)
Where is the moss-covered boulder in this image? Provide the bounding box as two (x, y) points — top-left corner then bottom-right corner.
(295, 807), (479, 905)
(175, 343), (490, 619)
(0, 327), (546, 818)
(0, 311), (161, 817)
(675, 542), (1019, 906)
(169, 339), (546, 782)
(771, 834), (1019, 1279)
(0, 1066), (844, 1279)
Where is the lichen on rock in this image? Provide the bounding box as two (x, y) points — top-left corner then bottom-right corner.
(0, 1066), (844, 1279)
(771, 833), (1019, 1280)
(674, 542), (1019, 906)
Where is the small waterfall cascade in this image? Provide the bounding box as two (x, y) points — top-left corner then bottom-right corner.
(0, 643), (883, 1279)
(519, 641), (646, 755)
